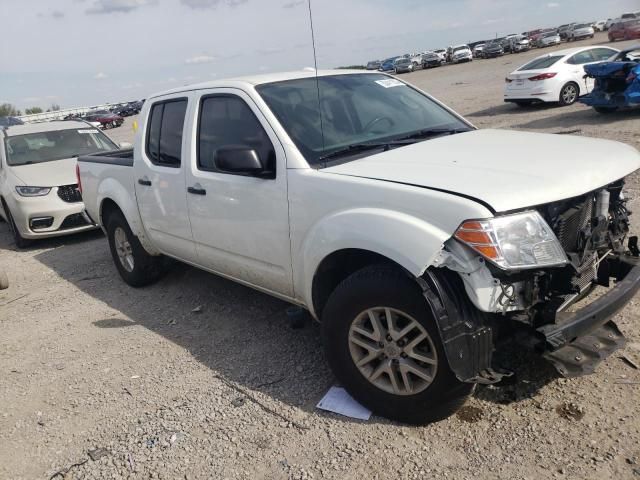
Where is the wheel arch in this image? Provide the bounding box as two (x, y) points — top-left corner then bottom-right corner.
(298, 208), (455, 319)
(311, 248), (409, 320)
(98, 189), (160, 256)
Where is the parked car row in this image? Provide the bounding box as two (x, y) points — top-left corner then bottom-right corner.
(64, 110), (124, 130)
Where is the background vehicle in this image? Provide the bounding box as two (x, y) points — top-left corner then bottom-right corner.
(0, 121), (118, 247)
(0, 116), (24, 127)
(394, 57), (415, 73)
(581, 47), (640, 113)
(450, 45), (472, 63)
(379, 57), (400, 72)
(567, 23), (595, 41)
(593, 20), (607, 31)
(537, 31), (561, 48)
(609, 20), (640, 41)
(606, 18), (620, 30)
(558, 24), (575, 40)
(510, 35), (531, 53)
(482, 41), (504, 58)
(621, 13), (639, 20)
(504, 46), (619, 106)
(472, 44), (485, 58)
(421, 51), (443, 68)
(433, 49), (447, 63)
(366, 60), (382, 70)
(78, 70), (640, 425)
(83, 111), (124, 129)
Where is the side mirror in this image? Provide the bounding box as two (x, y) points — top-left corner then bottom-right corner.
(119, 141), (132, 150)
(214, 146), (264, 175)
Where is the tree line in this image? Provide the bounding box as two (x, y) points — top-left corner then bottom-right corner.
(0, 103), (61, 117)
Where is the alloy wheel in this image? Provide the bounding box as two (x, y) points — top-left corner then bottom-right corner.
(561, 84), (578, 105)
(114, 227), (135, 272)
(348, 307), (438, 396)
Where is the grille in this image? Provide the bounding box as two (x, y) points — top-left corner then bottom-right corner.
(57, 184), (82, 203)
(59, 213), (90, 230)
(552, 198), (593, 253)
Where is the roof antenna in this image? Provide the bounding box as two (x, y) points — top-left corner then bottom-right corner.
(307, 0), (326, 156)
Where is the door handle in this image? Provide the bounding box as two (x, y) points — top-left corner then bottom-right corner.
(138, 178), (152, 186)
(187, 186), (206, 196)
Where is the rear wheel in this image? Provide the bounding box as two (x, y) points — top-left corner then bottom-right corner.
(559, 82), (579, 106)
(322, 264), (473, 424)
(106, 210), (164, 287)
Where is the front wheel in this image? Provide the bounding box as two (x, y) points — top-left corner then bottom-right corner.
(106, 210), (165, 287)
(559, 82), (579, 106)
(4, 202), (31, 249)
(322, 264), (473, 424)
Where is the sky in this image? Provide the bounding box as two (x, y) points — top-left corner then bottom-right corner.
(0, 0), (638, 111)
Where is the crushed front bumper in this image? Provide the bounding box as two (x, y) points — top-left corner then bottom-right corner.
(537, 255), (640, 376)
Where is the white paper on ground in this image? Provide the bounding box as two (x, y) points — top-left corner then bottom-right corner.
(316, 386), (372, 420)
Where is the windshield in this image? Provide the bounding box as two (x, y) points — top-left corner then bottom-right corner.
(574, 24), (590, 29)
(519, 55), (563, 70)
(256, 74), (471, 166)
(453, 46), (468, 53)
(5, 128), (118, 166)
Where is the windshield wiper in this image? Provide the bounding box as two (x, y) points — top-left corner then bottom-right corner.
(396, 127), (471, 142)
(318, 142), (407, 162)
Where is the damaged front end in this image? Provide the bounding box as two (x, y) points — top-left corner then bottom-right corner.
(427, 178), (640, 383)
(581, 53), (640, 110)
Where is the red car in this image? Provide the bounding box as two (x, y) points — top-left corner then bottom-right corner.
(83, 110), (124, 129)
(609, 20), (640, 41)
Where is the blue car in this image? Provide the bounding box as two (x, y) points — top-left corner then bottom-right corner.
(379, 57), (400, 72)
(581, 46), (640, 113)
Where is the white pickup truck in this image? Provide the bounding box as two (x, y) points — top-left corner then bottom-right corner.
(78, 70), (640, 424)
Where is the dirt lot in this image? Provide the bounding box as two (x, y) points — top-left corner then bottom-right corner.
(2, 32), (640, 480)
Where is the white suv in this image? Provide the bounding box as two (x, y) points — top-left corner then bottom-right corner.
(0, 120), (119, 247)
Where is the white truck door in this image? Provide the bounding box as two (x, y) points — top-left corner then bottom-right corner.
(134, 95), (196, 261)
(184, 89), (293, 297)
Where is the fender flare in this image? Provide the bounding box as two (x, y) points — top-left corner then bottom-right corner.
(97, 180), (160, 255)
(296, 208), (452, 314)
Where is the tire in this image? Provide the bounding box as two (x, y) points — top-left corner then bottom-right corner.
(321, 264), (474, 424)
(594, 106), (618, 114)
(0, 270), (8, 290)
(559, 82), (579, 106)
(3, 202), (31, 249)
(106, 209), (164, 287)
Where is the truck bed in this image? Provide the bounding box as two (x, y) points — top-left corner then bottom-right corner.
(78, 149), (134, 167)
(77, 149), (137, 228)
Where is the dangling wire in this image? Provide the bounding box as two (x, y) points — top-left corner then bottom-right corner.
(307, 0), (326, 159)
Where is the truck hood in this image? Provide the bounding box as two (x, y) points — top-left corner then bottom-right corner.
(10, 157), (78, 187)
(322, 129), (640, 213)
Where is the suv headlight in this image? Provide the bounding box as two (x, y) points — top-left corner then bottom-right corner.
(15, 186), (51, 197)
(454, 211), (567, 270)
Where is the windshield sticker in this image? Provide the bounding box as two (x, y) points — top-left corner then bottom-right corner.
(78, 129), (99, 134)
(375, 79), (405, 88)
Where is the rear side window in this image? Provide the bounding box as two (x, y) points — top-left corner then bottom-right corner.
(567, 50), (595, 65)
(145, 99), (187, 167)
(590, 48), (617, 61)
(518, 55), (563, 70)
(197, 95), (275, 175)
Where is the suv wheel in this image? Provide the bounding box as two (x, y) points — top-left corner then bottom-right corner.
(106, 210), (165, 287)
(3, 202), (31, 249)
(322, 264), (474, 424)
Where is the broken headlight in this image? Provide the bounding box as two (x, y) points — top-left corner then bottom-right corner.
(454, 211), (567, 270)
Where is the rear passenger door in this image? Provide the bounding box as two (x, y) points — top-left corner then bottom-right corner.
(184, 89), (293, 297)
(134, 95), (196, 261)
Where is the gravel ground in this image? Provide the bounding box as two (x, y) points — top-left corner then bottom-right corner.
(1, 32), (640, 480)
